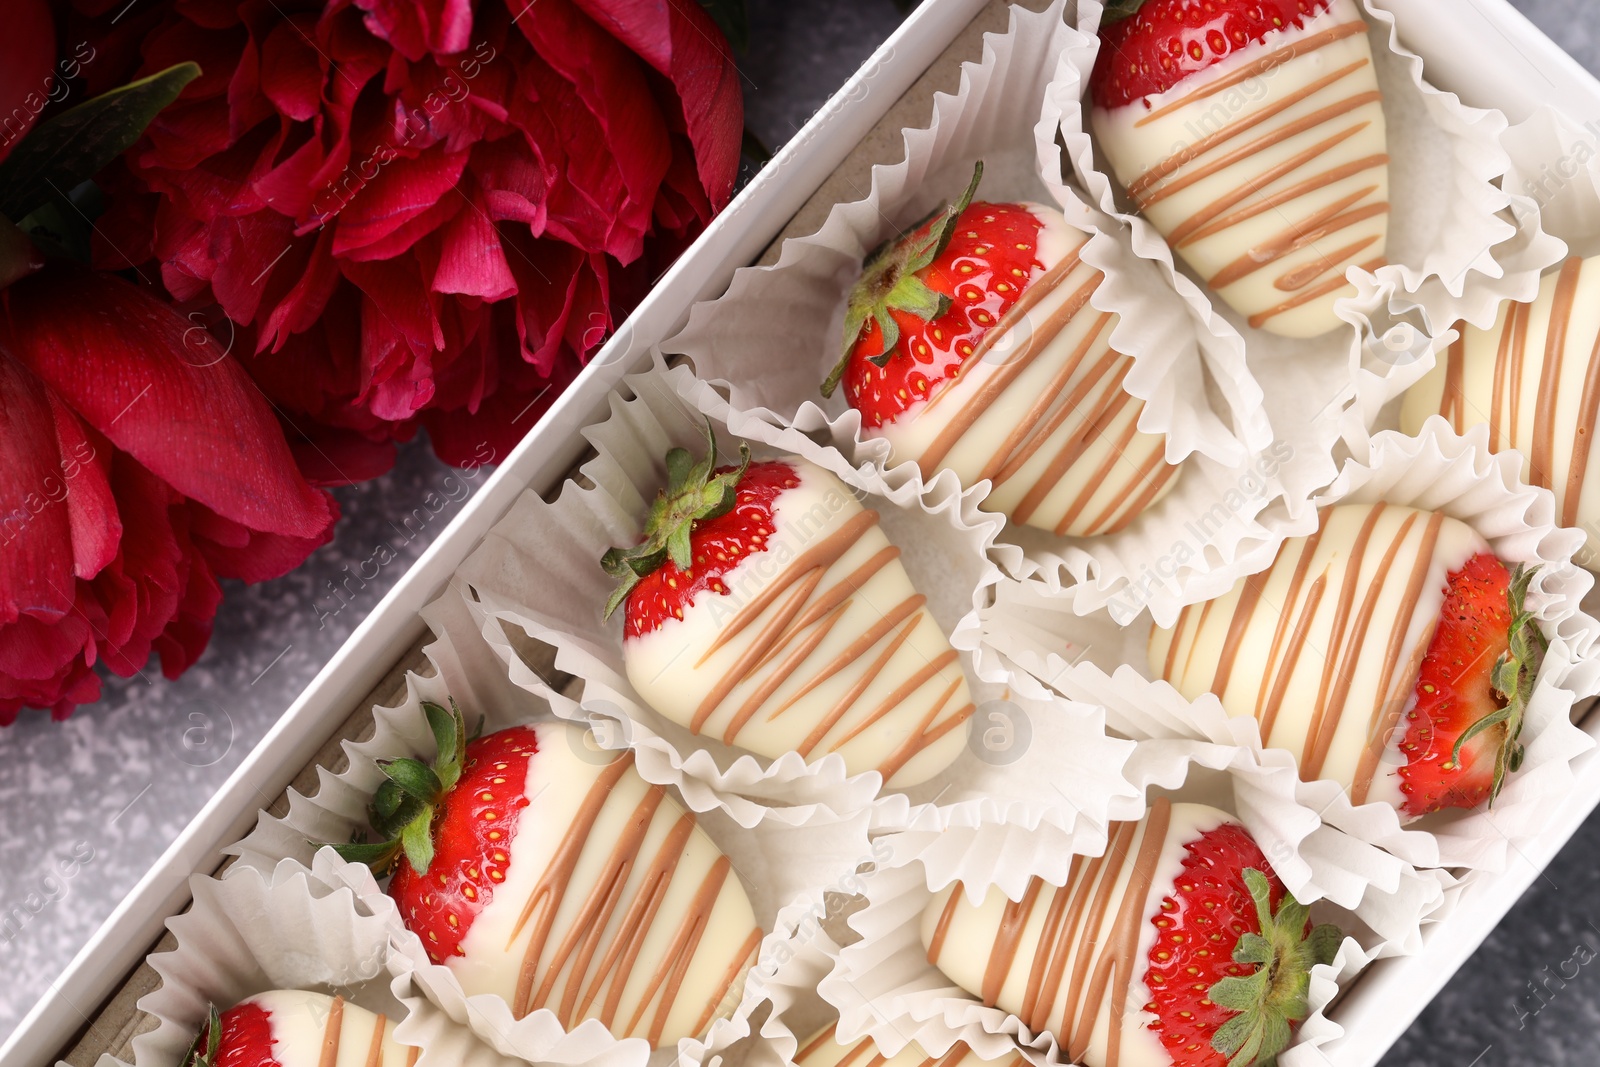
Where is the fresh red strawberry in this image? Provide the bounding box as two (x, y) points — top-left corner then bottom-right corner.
(333, 702), (533, 963)
(1398, 557), (1546, 817)
(820, 163), (1047, 429)
(1145, 822), (1341, 1067)
(601, 420), (776, 634)
(184, 1002), (272, 1067)
(1090, 0), (1336, 109)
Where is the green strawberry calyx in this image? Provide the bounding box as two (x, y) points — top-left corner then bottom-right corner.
(179, 1005), (224, 1067)
(1208, 869), (1343, 1067)
(820, 161), (985, 399)
(600, 418), (752, 619)
(1449, 563), (1548, 805)
(1099, 0), (1146, 24)
(325, 699), (474, 877)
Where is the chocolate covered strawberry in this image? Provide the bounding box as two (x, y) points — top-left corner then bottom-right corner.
(1401, 256), (1600, 568)
(1151, 504), (1546, 819)
(602, 424), (973, 787)
(333, 704), (761, 1045)
(1089, 0), (1390, 338)
(181, 991), (413, 1067)
(820, 163), (1181, 537)
(922, 800), (1342, 1067)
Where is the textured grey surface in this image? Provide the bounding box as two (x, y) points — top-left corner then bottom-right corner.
(1, 0), (1597, 1061)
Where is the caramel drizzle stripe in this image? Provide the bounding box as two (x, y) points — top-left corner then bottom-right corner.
(692, 927), (764, 1037)
(878, 681), (975, 783)
(763, 546), (903, 712)
(1163, 603), (1193, 681)
(1533, 257), (1585, 490)
(1297, 504), (1387, 769)
(1249, 255), (1387, 331)
(982, 877), (1044, 1004)
(1133, 21), (1371, 127)
(1087, 445), (1182, 537)
(722, 600), (854, 742)
(794, 615), (920, 755)
(1258, 574), (1328, 741)
(1029, 855), (1084, 1033)
(1564, 305), (1600, 528)
(508, 754), (756, 1039)
(835, 649), (961, 746)
(1020, 863), (1076, 1028)
(919, 270), (1100, 476)
(1510, 293), (1534, 450)
(1176, 166), (1387, 249)
(795, 1022), (839, 1063)
(362, 1015), (387, 1067)
(531, 787), (666, 1019)
(921, 249), (1084, 419)
(1128, 58), (1371, 197)
(989, 346), (1126, 487)
(627, 855), (736, 1045)
(1350, 513), (1444, 803)
(1131, 89), (1381, 208)
(1182, 598), (1217, 683)
(833, 1037), (877, 1067)
(1488, 302), (1515, 449)
(1305, 511), (1419, 779)
(1211, 572), (1269, 700)
(928, 886), (964, 961)
(1011, 357), (1135, 524)
(1252, 516), (1326, 721)
(1208, 193), (1389, 290)
(1061, 824), (1135, 1049)
(1274, 234), (1384, 292)
(978, 312), (1117, 485)
(1440, 334), (1467, 432)
(1086, 800), (1170, 1067)
(1051, 391), (1146, 536)
(405, 1046), (420, 1067)
(933, 1044), (979, 1067)
(318, 996), (345, 1067)
(575, 806), (688, 1025)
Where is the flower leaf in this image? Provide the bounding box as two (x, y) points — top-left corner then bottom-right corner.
(0, 62), (201, 222)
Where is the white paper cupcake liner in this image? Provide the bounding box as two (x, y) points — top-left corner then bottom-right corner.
(981, 418), (1600, 873)
(817, 748), (1418, 1067)
(660, 0), (1311, 627)
(108, 858), (520, 1067)
(1342, 109), (1589, 461)
(1058, 0), (1546, 577)
(452, 359), (1132, 834)
(224, 589), (876, 1067)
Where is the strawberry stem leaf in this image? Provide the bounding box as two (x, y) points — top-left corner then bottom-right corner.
(601, 418), (752, 619)
(1449, 563), (1545, 805)
(1208, 868), (1342, 1067)
(1100, 0), (1146, 24)
(821, 161), (985, 398)
(180, 1003), (223, 1067)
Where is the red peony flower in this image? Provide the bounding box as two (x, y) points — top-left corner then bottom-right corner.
(0, 264), (340, 721)
(90, 0), (743, 475)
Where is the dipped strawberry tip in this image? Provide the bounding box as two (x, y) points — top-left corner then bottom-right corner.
(1207, 869), (1341, 1067)
(601, 419), (753, 619)
(326, 698), (476, 877)
(180, 1004), (224, 1067)
(821, 161), (986, 399)
(1453, 562), (1547, 806)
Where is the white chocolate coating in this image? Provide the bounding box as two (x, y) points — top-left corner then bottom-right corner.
(450, 723), (761, 1045)
(1401, 256), (1600, 569)
(873, 206), (1181, 536)
(1149, 504), (1486, 812)
(1092, 0), (1389, 338)
(624, 461), (973, 787)
(794, 1025), (1028, 1067)
(237, 990), (413, 1067)
(919, 801), (1232, 1067)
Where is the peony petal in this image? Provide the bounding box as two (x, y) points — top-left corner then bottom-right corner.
(569, 0), (742, 210)
(0, 352), (76, 623)
(260, 16), (327, 123)
(1, 265), (338, 540)
(45, 392), (121, 580)
(332, 143), (470, 257)
(0, 0), (56, 165)
(433, 180), (516, 299)
(355, 0), (475, 62)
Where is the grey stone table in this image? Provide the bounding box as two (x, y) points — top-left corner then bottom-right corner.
(0, 0), (1592, 1062)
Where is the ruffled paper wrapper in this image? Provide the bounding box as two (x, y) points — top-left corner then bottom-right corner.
(223, 588), (877, 1067)
(101, 857), (521, 1067)
(1061, 0), (1553, 558)
(661, 0), (1321, 628)
(451, 360), (1142, 836)
(1342, 109), (1590, 452)
(981, 419), (1600, 873)
(814, 744), (1441, 1067)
